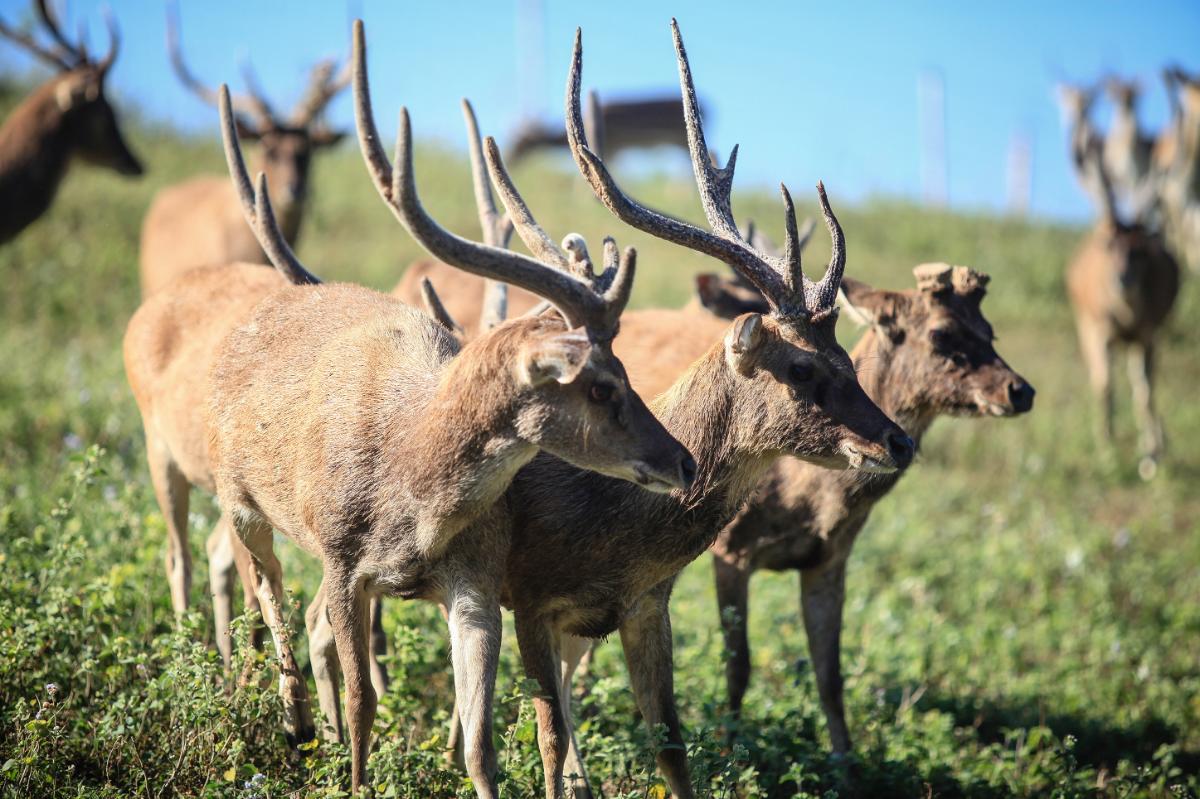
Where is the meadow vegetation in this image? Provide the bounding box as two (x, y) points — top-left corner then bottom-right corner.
(1, 84), (1198, 796)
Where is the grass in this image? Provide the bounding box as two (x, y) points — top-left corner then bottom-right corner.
(1, 84), (1198, 797)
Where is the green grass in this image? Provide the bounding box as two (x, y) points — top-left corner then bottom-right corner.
(1, 89), (1198, 797)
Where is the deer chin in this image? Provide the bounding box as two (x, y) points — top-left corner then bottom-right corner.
(608, 462), (686, 494)
(837, 441), (900, 474)
(971, 391), (1014, 418)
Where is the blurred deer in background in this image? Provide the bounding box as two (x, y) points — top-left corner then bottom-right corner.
(1156, 67), (1200, 272)
(0, 0), (142, 244)
(137, 7), (348, 295)
(1068, 151), (1179, 480)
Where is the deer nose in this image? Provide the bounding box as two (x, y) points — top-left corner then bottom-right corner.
(1007, 380), (1036, 414)
(678, 454), (697, 490)
(885, 430), (916, 470)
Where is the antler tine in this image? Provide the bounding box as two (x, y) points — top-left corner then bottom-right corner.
(237, 59), (280, 126)
(481, 136), (571, 269)
(95, 7), (119, 74)
(0, 16), (72, 70)
(806, 182), (846, 314)
(565, 26), (787, 311)
(168, 6), (269, 125)
(35, 0), (83, 64)
(419, 277), (464, 337)
(219, 84), (321, 286)
(779, 184), (806, 301)
(351, 20), (607, 332)
(461, 99), (512, 330)
(291, 57), (352, 126)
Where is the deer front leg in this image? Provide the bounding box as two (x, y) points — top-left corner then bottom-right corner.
(1127, 340), (1164, 479)
(515, 612), (569, 799)
(560, 633), (597, 799)
(712, 553), (752, 717)
(1075, 317), (1114, 442)
(369, 597), (389, 698)
(619, 584), (694, 799)
(205, 513), (238, 669)
(305, 580), (344, 744)
(325, 572), (376, 794)
(234, 517), (315, 745)
(800, 558), (850, 755)
(446, 583), (501, 799)
(146, 435), (191, 617)
(230, 524), (265, 654)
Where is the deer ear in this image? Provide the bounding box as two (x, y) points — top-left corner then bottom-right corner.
(234, 117), (263, 141)
(518, 332), (592, 387)
(724, 313), (764, 376)
(838, 279), (904, 339)
(311, 128), (347, 148)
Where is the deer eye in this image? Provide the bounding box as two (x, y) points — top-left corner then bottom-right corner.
(788, 363), (814, 384)
(588, 383), (615, 404)
(949, 351), (969, 368)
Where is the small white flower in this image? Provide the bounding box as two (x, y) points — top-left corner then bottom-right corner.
(63, 433), (83, 451)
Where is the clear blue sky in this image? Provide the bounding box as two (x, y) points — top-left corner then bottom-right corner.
(2, 0), (1197, 220)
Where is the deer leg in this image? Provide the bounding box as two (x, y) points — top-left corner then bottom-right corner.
(437, 602), (466, 769)
(305, 580), (345, 744)
(801, 558), (851, 755)
(1076, 318), (1114, 442)
(325, 574), (375, 794)
(515, 612), (569, 799)
(619, 584), (694, 799)
(1127, 340), (1163, 479)
(369, 597), (389, 699)
(146, 435), (191, 618)
(230, 528), (265, 653)
(205, 513), (238, 669)
(712, 553), (752, 717)
(234, 516), (315, 746)
(560, 633), (597, 799)
(446, 582), (501, 799)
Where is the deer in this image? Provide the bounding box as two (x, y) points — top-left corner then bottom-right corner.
(677, 258), (1034, 762)
(457, 22), (913, 799)
(137, 7), (349, 296)
(206, 17), (697, 793)
(1068, 150), (1180, 480)
(0, 0), (142, 244)
(1155, 67), (1200, 272)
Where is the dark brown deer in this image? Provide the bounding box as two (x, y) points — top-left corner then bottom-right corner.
(137, 7), (348, 295)
(687, 261), (1034, 760)
(209, 18), (696, 793)
(0, 0), (142, 244)
(477, 23), (915, 799)
(1068, 151), (1179, 479)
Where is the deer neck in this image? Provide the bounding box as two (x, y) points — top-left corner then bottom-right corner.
(0, 80), (74, 233)
(379, 326), (538, 557)
(850, 328), (937, 444)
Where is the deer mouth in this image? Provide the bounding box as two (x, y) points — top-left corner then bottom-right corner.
(971, 392), (1015, 418)
(837, 441), (900, 474)
(630, 461), (689, 493)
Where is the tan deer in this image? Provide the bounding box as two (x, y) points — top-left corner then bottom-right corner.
(0, 0), (142, 244)
(688, 261), (1034, 760)
(471, 23), (916, 799)
(137, 8), (348, 295)
(208, 17), (697, 791)
(1068, 151), (1179, 480)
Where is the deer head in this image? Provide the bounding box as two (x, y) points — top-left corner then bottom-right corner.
(1104, 76), (1141, 112)
(169, 6), (347, 230)
(843, 264), (1034, 419)
(0, 0), (142, 175)
(567, 21), (913, 473)
(350, 21), (695, 492)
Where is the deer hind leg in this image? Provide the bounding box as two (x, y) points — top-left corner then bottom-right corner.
(205, 512), (239, 669)
(1076, 318), (1114, 442)
(230, 528), (265, 653)
(437, 602), (466, 769)
(234, 515), (315, 745)
(369, 597), (389, 698)
(515, 613), (569, 799)
(324, 572), (376, 794)
(1128, 340), (1164, 479)
(446, 582), (501, 799)
(712, 553), (752, 718)
(305, 580), (345, 744)
(619, 583), (695, 799)
(801, 558), (851, 755)
(146, 435), (191, 618)
(560, 633), (596, 799)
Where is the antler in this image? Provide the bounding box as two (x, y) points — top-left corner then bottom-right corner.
(290, 57), (352, 127)
(566, 22), (845, 323)
(461, 98), (513, 331)
(0, 0), (118, 73)
(351, 19), (634, 340)
(219, 85), (322, 286)
(419, 277), (464, 337)
(168, 5), (275, 127)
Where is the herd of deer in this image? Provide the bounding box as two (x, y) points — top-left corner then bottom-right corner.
(0, 3), (1189, 796)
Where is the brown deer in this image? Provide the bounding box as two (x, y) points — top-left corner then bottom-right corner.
(472, 23), (916, 799)
(0, 0), (142, 244)
(137, 8), (348, 295)
(1068, 151), (1180, 480)
(208, 16), (697, 791)
(690, 261), (1034, 760)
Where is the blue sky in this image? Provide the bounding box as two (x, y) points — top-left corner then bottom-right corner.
(2, 0), (1197, 220)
